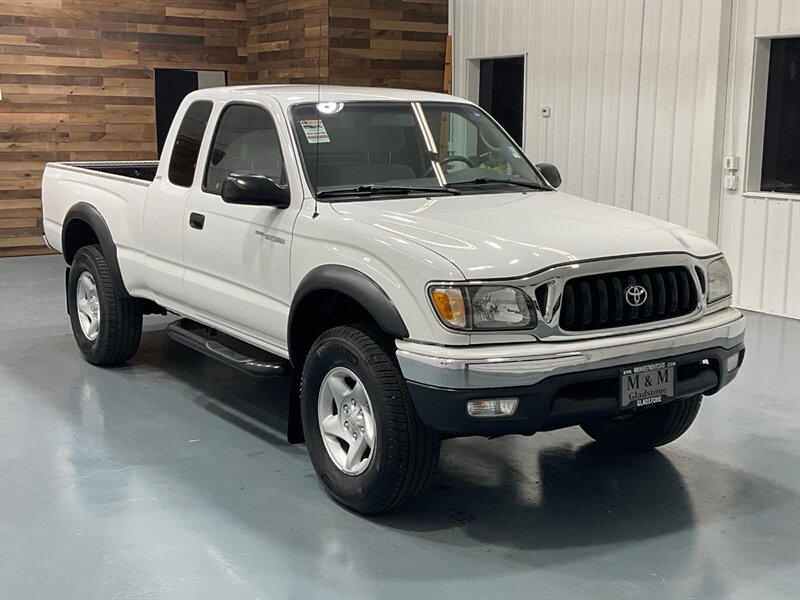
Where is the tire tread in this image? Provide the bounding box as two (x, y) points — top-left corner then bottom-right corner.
(581, 394), (702, 451)
(71, 245), (142, 366)
(302, 323), (440, 514)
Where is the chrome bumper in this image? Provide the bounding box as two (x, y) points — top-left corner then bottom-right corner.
(397, 307), (745, 389)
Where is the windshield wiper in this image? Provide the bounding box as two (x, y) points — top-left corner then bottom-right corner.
(451, 178), (550, 191)
(317, 184), (461, 198)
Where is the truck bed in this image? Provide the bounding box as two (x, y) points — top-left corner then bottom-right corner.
(41, 160), (159, 272)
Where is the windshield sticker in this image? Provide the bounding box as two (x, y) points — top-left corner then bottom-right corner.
(507, 145), (522, 158)
(300, 119), (330, 144)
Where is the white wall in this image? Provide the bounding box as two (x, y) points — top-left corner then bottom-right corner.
(450, 0), (799, 318)
(452, 0), (644, 209)
(718, 0), (800, 318)
(632, 0), (730, 237)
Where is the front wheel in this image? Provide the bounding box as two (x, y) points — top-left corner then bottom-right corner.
(67, 244), (142, 366)
(300, 324), (440, 514)
(580, 395), (703, 452)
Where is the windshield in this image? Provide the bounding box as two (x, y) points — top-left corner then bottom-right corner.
(291, 101), (547, 198)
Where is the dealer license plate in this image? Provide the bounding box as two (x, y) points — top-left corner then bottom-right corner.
(620, 361), (676, 410)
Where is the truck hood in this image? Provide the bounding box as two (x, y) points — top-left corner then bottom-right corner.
(330, 191), (720, 279)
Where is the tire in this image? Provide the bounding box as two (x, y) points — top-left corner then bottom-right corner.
(580, 395), (702, 452)
(67, 244), (142, 366)
(300, 324), (440, 514)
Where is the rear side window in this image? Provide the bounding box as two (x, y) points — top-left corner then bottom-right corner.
(168, 101), (213, 187)
(204, 104), (286, 194)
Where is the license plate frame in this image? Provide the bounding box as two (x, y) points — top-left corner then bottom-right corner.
(620, 361), (676, 410)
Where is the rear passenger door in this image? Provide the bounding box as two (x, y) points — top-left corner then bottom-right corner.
(181, 101), (300, 354)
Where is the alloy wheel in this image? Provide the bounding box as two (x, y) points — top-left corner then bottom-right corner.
(317, 366), (376, 475)
(76, 271), (101, 341)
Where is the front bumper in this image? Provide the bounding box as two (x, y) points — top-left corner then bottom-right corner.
(397, 307), (745, 436)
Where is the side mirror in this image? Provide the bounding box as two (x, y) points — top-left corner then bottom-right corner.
(221, 173), (290, 208)
(535, 163), (561, 189)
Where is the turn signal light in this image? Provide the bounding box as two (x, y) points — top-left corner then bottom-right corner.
(466, 398), (519, 418)
(430, 287), (467, 328)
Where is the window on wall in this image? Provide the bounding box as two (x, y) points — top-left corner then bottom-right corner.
(759, 38), (800, 194)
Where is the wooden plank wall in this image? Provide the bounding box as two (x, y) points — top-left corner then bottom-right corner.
(1, 0), (448, 256)
(246, 0), (330, 83)
(0, 0), (248, 257)
(245, 0), (448, 89)
(328, 0), (447, 91)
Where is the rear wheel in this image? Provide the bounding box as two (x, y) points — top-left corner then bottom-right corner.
(67, 244), (142, 366)
(580, 395), (702, 452)
(301, 324), (440, 514)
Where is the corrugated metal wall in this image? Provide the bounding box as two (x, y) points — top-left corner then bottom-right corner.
(451, 0), (729, 234)
(451, 0), (800, 318)
(452, 0), (645, 210)
(718, 0), (800, 318)
(632, 0), (730, 237)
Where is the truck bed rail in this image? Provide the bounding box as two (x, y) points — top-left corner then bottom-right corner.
(47, 161), (158, 184)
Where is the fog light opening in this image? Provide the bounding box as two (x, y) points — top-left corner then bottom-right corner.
(726, 351), (743, 373)
(466, 398), (519, 418)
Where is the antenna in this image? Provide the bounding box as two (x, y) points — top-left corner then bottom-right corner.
(311, 14), (324, 219)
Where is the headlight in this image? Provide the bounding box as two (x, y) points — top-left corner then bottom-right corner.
(429, 285), (536, 331)
(707, 257), (732, 304)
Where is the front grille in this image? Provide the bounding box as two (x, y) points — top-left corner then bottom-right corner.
(558, 266), (699, 331)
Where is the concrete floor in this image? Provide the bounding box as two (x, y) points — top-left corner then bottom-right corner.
(1, 255), (798, 600)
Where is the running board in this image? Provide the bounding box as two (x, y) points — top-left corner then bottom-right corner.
(166, 319), (288, 378)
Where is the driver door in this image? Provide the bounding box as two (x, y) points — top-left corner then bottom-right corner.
(181, 101), (300, 353)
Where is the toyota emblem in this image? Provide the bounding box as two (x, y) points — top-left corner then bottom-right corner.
(624, 284), (648, 307)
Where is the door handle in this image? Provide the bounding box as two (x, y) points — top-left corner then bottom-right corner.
(189, 212), (205, 230)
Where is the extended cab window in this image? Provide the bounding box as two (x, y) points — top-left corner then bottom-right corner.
(168, 101), (213, 187)
(204, 104), (286, 194)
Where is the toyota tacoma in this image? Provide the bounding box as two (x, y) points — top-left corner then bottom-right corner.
(41, 85), (745, 514)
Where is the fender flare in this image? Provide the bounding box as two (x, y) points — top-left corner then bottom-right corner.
(288, 265), (409, 357)
(62, 202), (130, 298)
(285, 265), (410, 444)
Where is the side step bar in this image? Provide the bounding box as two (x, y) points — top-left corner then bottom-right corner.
(166, 319), (289, 378)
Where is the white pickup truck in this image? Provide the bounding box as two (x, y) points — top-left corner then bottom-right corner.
(42, 85), (745, 514)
